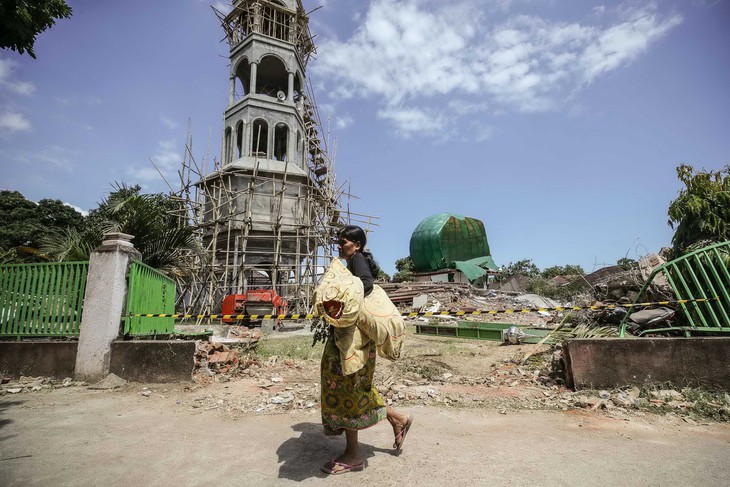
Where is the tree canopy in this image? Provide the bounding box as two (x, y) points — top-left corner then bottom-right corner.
(0, 0), (72, 58)
(501, 259), (540, 278)
(42, 184), (197, 274)
(0, 190), (85, 262)
(392, 256), (415, 282)
(1, 184), (197, 274)
(540, 264), (585, 279)
(668, 164), (730, 256)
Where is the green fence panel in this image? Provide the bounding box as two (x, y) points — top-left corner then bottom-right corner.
(619, 241), (730, 336)
(125, 261), (175, 336)
(0, 262), (88, 338)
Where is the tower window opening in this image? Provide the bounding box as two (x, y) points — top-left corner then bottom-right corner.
(234, 58), (251, 100)
(224, 127), (232, 165)
(236, 121), (244, 158)
(274, 123), (289, 161)
(256, 55), (288, 98)
(293, 72), (303, 102)
(251, 119), (269, 158)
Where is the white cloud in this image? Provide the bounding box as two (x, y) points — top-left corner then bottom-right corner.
(335, 115), (354, 129)
(54, 95), (102, 106)
(127, 139), (181, 183)
(377, 106), (446, 137)
(0, 58), (36, 96)
(9, 145), (77, 170)
(472, 124), (494, 142)
(63, 202), (88, 216)
(315, 0), (682, 136)
(211, 1), (233, 14)
(36, 145), (76, 171)
(0, 111), (31, 134)
(161, 115), (178, 129)
(579, 7), (683, 83)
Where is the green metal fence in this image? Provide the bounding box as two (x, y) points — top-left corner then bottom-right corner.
(125, 261), (175, 336)
(619, 240), (730, 336)
(0, 261), (89, 338)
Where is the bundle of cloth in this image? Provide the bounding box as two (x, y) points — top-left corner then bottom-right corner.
(314, 259), (404, 375)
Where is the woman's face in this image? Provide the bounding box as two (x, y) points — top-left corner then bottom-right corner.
(337, 236), (360, 260)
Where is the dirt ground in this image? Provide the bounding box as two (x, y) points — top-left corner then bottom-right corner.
(2, 325), (730, 486)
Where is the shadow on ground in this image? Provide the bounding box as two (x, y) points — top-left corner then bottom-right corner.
(0, 399), (22, 445)
(277, 422), (396, 481)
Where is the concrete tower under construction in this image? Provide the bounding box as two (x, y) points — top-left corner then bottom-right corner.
(173, 0), (371, 314)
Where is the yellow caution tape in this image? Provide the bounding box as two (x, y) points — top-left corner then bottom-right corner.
(128, 297), (718, 321)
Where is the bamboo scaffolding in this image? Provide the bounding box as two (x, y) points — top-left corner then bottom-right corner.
(168, 1), (376, 317)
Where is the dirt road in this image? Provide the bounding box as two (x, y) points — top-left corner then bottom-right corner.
(2, 386), (729, 487)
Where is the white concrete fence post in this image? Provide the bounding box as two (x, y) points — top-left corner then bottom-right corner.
(74, 233), (141, 382)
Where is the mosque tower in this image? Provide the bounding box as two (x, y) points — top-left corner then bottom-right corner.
(201, 0), (337, 306)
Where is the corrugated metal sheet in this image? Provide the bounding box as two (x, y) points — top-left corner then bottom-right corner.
(409, 213), (494, 273)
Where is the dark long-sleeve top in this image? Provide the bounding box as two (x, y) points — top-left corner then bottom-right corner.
(347, 252), (374, 297)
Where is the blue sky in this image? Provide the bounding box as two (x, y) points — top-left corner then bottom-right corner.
(1, 0), (728, 275)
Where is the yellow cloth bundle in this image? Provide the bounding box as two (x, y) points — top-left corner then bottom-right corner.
(314, 259), (405, 375)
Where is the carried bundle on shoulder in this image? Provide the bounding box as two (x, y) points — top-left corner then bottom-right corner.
(314, 259), (405, 375)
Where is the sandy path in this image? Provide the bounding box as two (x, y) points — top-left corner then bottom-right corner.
(1, 387), (729, 487)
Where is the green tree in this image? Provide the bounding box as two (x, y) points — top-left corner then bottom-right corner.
(668, 164), (730, 255)
(541, 264), (585, 279)
(0, 0), (72, 58)
(616, 257), (637, 269)
(376, 269), (391, 282)
(0, 190), (85, 261)
(502, 259), (540, 278)
(43, 184), (197, 274)
(0, 190), (39, 250)
(392, 256), (415, 283)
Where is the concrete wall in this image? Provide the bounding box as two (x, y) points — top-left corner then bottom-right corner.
(0, 340), (196, 383)
(0, 342), (78, 379)
(109, 341), (196, 383)
(564, 337), (730, 390)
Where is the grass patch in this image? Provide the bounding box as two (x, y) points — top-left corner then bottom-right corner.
(681, 388), (730, 422)
(253, 335), (324, 361)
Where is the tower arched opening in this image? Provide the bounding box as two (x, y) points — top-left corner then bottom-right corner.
(251, 119), (269, 157)
(224, 127), (232, 165)
(256, 55), (288, 98)
(234, 58), (251, 101)
(235, 121), (244, 158)
(274, 123), (289, 161)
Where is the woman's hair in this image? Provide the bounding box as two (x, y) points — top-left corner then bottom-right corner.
(338, 225), (381, 277)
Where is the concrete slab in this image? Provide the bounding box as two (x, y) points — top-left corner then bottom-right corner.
(0, 341), (77, 379)
(565, 337), (730, 389)
(109, 340), (196, 383)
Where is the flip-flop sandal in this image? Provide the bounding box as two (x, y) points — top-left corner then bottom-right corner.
(320, 459), (365, 475)
(393, 415), (414, 451)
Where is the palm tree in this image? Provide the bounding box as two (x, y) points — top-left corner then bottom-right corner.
(42, 185), (199, 276)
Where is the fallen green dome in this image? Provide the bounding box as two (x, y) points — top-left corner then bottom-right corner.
(409, 213), (496, 274)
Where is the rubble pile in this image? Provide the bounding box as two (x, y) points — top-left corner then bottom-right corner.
(195, 342), (254, 379)
(0, 376), (85, 394)
(380, 282), (472, 304)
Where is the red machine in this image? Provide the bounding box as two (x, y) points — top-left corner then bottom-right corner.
(221, 290), (287, 324)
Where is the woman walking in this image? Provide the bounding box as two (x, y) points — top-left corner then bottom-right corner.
(317, 225), (413, 475)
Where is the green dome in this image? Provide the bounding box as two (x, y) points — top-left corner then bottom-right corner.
(409, 213), (493, 272)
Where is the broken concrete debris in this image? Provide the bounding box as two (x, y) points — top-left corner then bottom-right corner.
(0, 376), (86, 395)
(195, 336), (261, 378)
(88, 373), (128, 390)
